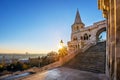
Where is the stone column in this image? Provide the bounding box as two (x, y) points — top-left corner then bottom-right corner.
(109, 0), (120, 79)
(98, 0), (120, 79)
(115, 0), (120, 79)
(106, 18), (110, 78)
(110, 0), (116, 79)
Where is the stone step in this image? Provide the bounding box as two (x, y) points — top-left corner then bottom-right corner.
(63, 42), (106, 73)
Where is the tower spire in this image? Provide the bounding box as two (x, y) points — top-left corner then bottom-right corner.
(74, 9), (83, 24)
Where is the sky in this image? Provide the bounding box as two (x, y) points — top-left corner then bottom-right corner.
(0, 0), (105, 54)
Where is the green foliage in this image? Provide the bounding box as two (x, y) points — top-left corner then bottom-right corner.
(29, 51), (59, 68)
(6, 62), (23, 71)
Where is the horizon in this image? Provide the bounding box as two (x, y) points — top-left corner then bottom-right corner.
(0, 52), (47, 54)
(0, 0), (105, 53)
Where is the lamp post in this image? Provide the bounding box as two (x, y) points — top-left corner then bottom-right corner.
(59, 40), (66, 57)
(59, 40), (67, 65)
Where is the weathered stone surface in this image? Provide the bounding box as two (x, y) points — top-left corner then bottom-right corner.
(63, 42), (106, 73)
(21, 67), (107, 80)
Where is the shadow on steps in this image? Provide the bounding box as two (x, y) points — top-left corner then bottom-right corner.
(63, 41), (106, 74)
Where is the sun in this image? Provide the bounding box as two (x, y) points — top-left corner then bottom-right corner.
(58, 45), (63, 50)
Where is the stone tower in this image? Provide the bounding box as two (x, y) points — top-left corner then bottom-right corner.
(71, 9), (85, 34)
(68, 9), (106, 53)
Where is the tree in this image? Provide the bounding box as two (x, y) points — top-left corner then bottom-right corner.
(47, 51), (57, 57)
(22, 63), (29, 70)
(15, 62), (23, 71)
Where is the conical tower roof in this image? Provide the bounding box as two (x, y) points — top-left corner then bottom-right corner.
(74, 9), (83, 24)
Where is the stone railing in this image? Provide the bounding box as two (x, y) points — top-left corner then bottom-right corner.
(60, 42), (94, 65)
(82, 42), (93, 52)
(37, 49), (81, 72)
(26, 61), (61, 73)
(60, 50), (80, 65)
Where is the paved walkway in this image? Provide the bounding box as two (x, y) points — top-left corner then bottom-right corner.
(22, 67), (107, 80)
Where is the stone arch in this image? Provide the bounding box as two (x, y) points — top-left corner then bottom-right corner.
(96, 27), (106, 42)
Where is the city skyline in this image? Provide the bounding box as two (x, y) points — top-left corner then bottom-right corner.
(0, 0), (105, 54)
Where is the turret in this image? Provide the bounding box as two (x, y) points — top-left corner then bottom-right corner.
(72, 9), (85, 32)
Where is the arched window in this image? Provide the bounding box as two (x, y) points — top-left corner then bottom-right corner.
(73, 37), (77, 41)
(89, 34), (91, 40)
(76, 26), (79, 30)
(89, 35), (91, 37)
(73, 26), (79, 31)
(84, 33), (88, 40)
(81, 36), (83, 40)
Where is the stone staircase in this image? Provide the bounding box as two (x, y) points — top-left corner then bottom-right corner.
(63, 41), (106, 73)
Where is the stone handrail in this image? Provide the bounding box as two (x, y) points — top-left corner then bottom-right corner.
(82, 42), (93, 52)
(60, 51), (80, 65)
(27, 61), (61, 73)
(60, 42), (94, 65)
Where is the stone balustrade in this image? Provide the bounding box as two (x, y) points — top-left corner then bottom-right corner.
(82, 43), (93, 52)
